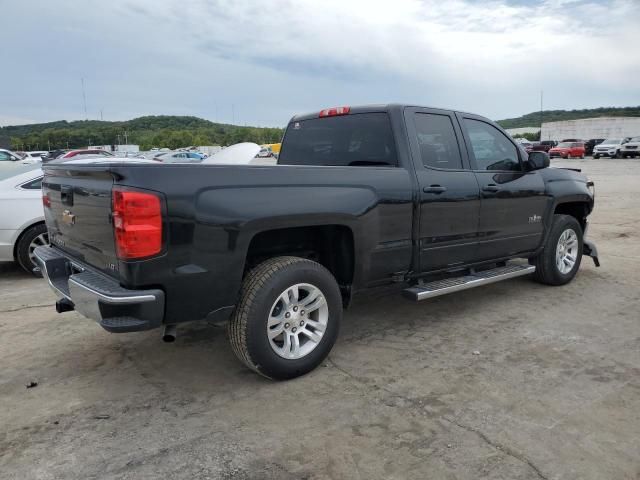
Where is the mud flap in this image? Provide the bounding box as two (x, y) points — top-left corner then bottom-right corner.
(583, 239), (600, 267)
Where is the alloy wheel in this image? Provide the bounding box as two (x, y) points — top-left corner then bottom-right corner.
(267, 283), (328, 359)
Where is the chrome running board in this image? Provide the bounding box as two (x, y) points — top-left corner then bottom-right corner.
(403, 264), (535, 301)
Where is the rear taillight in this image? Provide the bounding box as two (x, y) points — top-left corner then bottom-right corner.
(319, 106), (350, 117)
(42, 192), (51, 208)
(112, 188), (162, 260)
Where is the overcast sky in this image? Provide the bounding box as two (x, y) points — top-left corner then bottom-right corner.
(2, 0), (639, 127)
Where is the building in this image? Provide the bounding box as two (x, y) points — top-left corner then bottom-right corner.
(88, 144), (140, 153)
(540, 117), (640, 141)
(505, 127), (540, 137)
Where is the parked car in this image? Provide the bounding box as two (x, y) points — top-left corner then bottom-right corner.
(34, 104), (599, 380)
(514, 139), (535, 153)
(531, 140), (557, 153)
(593, 138), (631, 158)
(0, 149), (25, 162)
(256, 147), (276, 158)
(0, 164), (48, 275)
(584, 139), (605, 156)
(42, 150), (68, 161)
(154, 151), (204, 163)
(60, 149), (114, 159)
(549, 142), (585, 159)
(619, 136), (640, 158)
(18, 151), (47, 163)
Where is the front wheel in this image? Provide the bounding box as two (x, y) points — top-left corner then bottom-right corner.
(228, 256), (342, 380)
(594, 154), (600, 159)
(16, 223), (49, 276)
(532, 215), (583, 286)
(615, 150), (623, 159)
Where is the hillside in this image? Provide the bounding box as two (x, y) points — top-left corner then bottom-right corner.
(0, 115), (284, 150)
(497, 106), (640, 129)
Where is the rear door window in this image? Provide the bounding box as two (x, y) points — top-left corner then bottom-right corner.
(414, 113), (463, 170)
(279, 113), (397, 167)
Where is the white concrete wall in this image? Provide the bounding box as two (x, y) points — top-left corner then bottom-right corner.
(505, 127), (540, 136)
(541, 117), (640, 141)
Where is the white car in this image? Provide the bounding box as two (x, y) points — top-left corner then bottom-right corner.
(0, 148), (25, 163)
(21, 151), (47, 163)
(0, 164), (48, 275)
(593, 137), (631, 158)
(620, 136), (640, 158)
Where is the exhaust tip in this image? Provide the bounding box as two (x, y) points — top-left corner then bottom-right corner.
(162, 324), (177, 343)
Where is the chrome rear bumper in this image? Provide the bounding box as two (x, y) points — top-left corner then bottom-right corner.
(34, 246), (164, 332)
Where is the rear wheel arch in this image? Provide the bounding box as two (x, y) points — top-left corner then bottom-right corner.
(244, 224), (356, 301)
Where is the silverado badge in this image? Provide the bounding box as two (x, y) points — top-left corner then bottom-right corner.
(528, 214), (542, 224)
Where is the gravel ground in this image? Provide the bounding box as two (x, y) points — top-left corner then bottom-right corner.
(1, 158), (638, 480)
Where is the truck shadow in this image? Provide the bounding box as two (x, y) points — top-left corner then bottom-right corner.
(25, 274), (575, 406)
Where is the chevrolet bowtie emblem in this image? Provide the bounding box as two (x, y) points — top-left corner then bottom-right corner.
(62, 209), (76, 225)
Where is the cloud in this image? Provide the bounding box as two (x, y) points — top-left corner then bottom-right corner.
(1, 0), (638, 127)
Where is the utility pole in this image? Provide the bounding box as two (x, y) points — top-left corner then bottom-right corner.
(81, 78), (88, 120)
(540, 90), (544, 140)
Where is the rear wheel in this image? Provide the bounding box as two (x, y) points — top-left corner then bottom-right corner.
(228, 256), (342, 380)
(532, 215), (583, 286)
(16, 223), (49, 276)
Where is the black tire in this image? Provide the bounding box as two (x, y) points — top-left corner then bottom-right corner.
(615, 150), (622, 159)
(532, 214), (583, 286)
(16, 223), (49, 276)
(228, 256), (342, 380)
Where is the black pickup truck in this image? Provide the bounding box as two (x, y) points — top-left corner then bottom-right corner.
(34, 104), (599, 380)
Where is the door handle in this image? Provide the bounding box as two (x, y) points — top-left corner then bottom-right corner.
(482, 184), (499, 192)
(423, 185), (447, 194)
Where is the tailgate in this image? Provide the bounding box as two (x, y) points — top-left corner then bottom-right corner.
(42, 166), (118, 277)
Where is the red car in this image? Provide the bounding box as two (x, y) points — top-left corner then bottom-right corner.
(61, 149), (114, 158)
(548, 142), (585, 159)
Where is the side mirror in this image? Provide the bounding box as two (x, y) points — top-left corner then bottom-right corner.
(527, 151), (549, 171)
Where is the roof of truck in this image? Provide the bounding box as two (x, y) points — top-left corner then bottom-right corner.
(289, 103), (479, 123)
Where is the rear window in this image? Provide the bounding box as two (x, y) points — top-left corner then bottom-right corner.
(278, 113), (397, 167)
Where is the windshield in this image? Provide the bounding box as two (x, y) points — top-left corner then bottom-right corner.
(602, 139), (621, 144)
(279, 113), (398, 167)
(557, 142), (572, 148)
(630, 137), (640, 142)
(0, 150), (20, 161)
